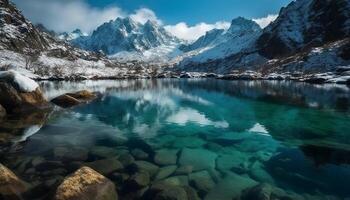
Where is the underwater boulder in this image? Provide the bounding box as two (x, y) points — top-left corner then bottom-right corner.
(0, 163), (28, 199)
(54, 166), (118, 200)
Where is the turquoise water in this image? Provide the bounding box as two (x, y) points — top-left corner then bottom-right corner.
(1, 79), (350, 199)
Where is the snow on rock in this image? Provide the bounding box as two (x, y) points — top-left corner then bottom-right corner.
(0, 70), (39, 92)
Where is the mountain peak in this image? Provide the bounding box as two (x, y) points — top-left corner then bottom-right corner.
(227, 17), (261, 34)
(72, 16), (179, 55)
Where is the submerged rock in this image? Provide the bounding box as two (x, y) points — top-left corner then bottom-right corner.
(155, 165), (177, 180)
(131, 148), (149, 160)
(86, 157), (123, 175)
(189, 171), (215, 195)
(54, 166), (117, 200)
(90, 146), (118, 158)
(130, 161), (159, 178)
(126, 172), (150, 189)
(205, 173), (257, 200)
(162, 176), (189, 187)
(239, 183), (305, 200)
(179, 148), (217, 171)
(154, 149), (178, 166)
(53, 147), (88, 162)
(51, 90), (97, 108)
(0, 71), (49, 114)
(0, 163), (28, 198)
(145, 181), (189, 200)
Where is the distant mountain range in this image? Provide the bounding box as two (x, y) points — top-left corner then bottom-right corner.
(0, 0), (349, 78)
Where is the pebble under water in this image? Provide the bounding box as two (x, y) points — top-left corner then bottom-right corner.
(1, 79), (350, 200)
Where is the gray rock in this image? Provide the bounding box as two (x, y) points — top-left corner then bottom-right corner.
(249, 162), (275, 184)
(240, 183), (305, 200)
(189, 171), (215, 194)
(174, 165), (193, 175)
(132, 161), (160, 177)
(118, 153), (135, 167)
(90, 146), (118, 158)
(127, 172), (150, 189)
(205, 173), (257, 200)
(162, 176), (189, 186)
(146, 182), (189, 200)
(216, 153), (249, 174)
(54, 147), (88, 162)
(154, 186), (188, 200)
(87, 157), (123, 175)
(154, 149), (178, 166)
(31, 156), (45, 167)
(131, 148), (149, 160)
(179, 148), (217, 171)
(155, 165), (177, 180)
(183, 186), (201, 200)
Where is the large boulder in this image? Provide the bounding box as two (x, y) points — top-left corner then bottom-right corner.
(0, 70), (49, 114)
(51, 90), (97, 108)
(0, 163), (28, 198)
(54, 166), (118, 200)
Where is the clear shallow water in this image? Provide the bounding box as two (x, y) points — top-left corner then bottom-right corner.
(1, 79), (350, 199)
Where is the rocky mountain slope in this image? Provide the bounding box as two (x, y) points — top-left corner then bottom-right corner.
(176, 0), (350, 75)
(0, 0), (141, 79)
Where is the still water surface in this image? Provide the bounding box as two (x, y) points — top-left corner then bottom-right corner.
(1, 79), (350, 199)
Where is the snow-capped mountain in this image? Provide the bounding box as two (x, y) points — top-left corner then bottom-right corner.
(58, 29), (87, 41)
(72, 17), (181, 56)
(179, 29), (225, 52)
(176, 0), (350, 74)
(178, 17), (262, 65)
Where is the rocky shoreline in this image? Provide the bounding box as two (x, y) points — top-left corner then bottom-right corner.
(30, 67), (350, 85)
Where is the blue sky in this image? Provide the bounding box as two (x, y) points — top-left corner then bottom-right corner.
(87, 0), (292, 25)
(13, 0), (293, 40)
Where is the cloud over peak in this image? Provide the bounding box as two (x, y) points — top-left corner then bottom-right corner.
(253, 14), (278, 28)
(130, 8), (162, 25)
(164, 21), (230, 41)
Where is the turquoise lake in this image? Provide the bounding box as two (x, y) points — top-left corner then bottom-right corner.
(1, 79), (350, 199)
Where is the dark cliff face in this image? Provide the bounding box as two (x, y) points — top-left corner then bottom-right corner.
(257, 0), (350, 59)
(0, 0), (50, 52)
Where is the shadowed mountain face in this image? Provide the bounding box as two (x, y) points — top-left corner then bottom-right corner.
(257, 0), (350, 58)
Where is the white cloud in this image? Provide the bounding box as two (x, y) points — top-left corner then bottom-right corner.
(130, 8), (162, 25)
(164, 21), (230, 41)
(253, 14), (278, 28)
(12, 0), (125, 33)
